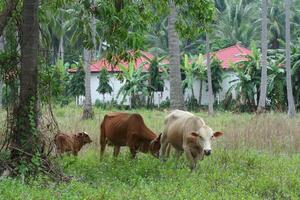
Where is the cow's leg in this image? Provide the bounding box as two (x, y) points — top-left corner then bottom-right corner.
(183, 146), (196, 170)
(159, 134), (168, 161)
(100, 134), (107, 157)
(174, 149), (183, 169)
(72, 151), (78, 156)
(127, 134), (138, 159)
(193, 151), (204, 170)
(129, 148), (137, 159)
(113, 146), (121, 157)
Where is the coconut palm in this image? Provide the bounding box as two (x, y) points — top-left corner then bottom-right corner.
(214, 0), (259, 46)
(168, 0), (185, 110)
(285, 0), (296, 118)
(206, 33), (214, 115)
(197, 54), (206, 105)
(11, 0), (40, 157)
(257, 0), (268, 113)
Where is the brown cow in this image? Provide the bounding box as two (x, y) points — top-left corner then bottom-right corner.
(100, 112), (161, 158)
(54, 131), (92, 156)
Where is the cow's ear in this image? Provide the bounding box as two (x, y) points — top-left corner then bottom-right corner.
(191, 132), (199, 137)
(213, 131), (223, 138)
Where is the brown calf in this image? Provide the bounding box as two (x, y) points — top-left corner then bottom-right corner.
(54, 132), (92, 156)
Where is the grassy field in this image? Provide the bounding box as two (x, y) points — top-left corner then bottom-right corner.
(0, 105), (300, 199)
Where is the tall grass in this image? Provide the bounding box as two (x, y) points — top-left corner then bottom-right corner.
(52, 105), (300, 155)
(0, 106), (300, 199)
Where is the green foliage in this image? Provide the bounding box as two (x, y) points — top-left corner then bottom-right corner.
(67, 62), (85, 98)
(173, 0), (214, 39)
(182, 54), (199, 99)
(210, 56), (224, 97)
(145, 55), (167, 107)
(117, 62), (149, 107)
(96, 68), (112, 97)
(39, 59), (70, 105)
(227, 47), (261, 112)
(213, 0), (259, 47)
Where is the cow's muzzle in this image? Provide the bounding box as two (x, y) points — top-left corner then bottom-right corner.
(204, 150), (211, 156)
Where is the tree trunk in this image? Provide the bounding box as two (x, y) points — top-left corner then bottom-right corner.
(82, 0), (96, 119)
(257, 0), (268, 113)
(199, 80), (203, 105)
(58, 35), (64, 63)
(82, 48), (94, 119)
(285, 0), (296, 118)
(11, 0), (40, 157)
(0, 0), (18, 37)
(206, 33), (214, 115)
(0, 35), (4, 109)
(167, 0), (185, 110)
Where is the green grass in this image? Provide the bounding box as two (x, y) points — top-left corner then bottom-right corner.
(0, 106), (300, 199)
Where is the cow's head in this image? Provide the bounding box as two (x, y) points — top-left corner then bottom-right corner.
(149, 133), (162, 158)
(76, 131), (92, 144)
(192, 126), (223, 156)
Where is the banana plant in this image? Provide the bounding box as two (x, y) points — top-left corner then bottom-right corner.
(117, 61), (149, 108)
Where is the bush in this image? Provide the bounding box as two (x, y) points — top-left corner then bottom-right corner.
(159, 98), (170, 109)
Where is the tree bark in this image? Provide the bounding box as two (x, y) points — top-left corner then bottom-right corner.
(0, 36), (4, 109)
(82, 0), (96, 119)
(82, 48), (94, 119)
(0, 0), (18, 37)
(285, 0), (296, 118)
(58, 35), (64, 63)
(199, 80), (202, 106)
(167, 0), (185, 110)
(257, 0), (268, 113)
(206, 33), (214, 115)
(12, 0), (40, 156)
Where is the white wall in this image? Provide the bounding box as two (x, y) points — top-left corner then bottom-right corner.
(86, 71), (238, 106)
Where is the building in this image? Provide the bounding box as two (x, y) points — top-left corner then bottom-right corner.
(69, 44), (251, 105)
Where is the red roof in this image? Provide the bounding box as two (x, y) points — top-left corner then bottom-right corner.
(208, 43), (251, 69)
(68, 44), (251, 73)
(68, 51), (168, 73)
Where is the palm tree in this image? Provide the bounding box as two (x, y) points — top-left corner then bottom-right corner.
(82, 48), (94, 119)
(11, 0), (40, 157)
(168, 0), (185, 110)
(82, 0), (96, 120)
(214, 0), (259, 46)
(196, 54), (206, 105)
(257, 0), (268, 113)
(285, 0), (296, 118)
(206, 33), (214, 115)
(146, 16), (168, 57)
(268, 0), (285, 49)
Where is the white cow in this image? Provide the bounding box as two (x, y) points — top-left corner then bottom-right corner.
(160, 110), (223, 170)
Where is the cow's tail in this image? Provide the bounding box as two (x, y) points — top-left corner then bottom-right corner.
(100, 116), (107, 157)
